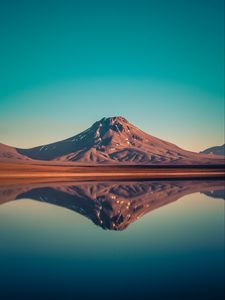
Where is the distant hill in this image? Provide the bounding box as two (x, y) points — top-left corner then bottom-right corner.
(0, 116), (224, 165)
(0, 143), (31, 162)
(200, 144), (225, 156)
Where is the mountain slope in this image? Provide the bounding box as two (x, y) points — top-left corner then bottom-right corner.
(0, 143), (31, 162)
(2, 116), (225, 165)
(200, 144), (225, 156)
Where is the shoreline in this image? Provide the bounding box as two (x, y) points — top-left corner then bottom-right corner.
(0, 162), (224, 180)
(0, 170), (224, 180)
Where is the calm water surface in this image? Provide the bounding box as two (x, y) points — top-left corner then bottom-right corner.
(0, 179), (224, 300)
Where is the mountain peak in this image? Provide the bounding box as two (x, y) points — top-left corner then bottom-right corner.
(92, 116), (130, 137)
(99, 116), (128, 125)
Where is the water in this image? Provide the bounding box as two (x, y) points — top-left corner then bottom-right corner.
(0, 179), (224, 300)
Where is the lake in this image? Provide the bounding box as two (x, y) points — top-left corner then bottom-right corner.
(0, 179), (224, 300)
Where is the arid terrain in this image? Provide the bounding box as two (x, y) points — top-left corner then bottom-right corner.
(0, 117), (224, 180)
(0, 161), (224, 180)
(0, 116), (224, 165)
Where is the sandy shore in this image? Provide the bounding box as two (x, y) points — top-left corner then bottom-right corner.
(0, 161), (224, 180)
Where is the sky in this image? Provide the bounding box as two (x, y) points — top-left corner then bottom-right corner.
(0, 0), (224, 151)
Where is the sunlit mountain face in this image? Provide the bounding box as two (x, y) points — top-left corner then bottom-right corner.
(0, 116), (224, 165)
(1, 179), (224, 231)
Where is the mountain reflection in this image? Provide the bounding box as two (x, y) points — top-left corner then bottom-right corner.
(0, 179), (224, 230)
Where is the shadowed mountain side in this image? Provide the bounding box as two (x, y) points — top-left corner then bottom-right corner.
(203, 189), (225, 200)
(1, 116), (223, 165)
(201, 144), (225, 156)
(0, 180), (224, 230)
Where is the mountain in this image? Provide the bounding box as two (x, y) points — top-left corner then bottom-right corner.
(200, 144), (225, 156)
(1, 116), (225, 165)
(0, 180), (224, 230)
(0, 143), (31, 162)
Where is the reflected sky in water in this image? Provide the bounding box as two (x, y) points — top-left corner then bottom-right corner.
(0, 179), (224, 300)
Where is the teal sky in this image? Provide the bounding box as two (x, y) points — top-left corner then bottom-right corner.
(0, 0), (224, 151)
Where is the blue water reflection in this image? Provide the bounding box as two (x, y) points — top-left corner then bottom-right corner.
(0, 179), (224, 300)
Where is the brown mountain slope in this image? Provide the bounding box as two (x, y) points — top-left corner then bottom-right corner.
(1, 116), (225, 165)
(0, 143), (31, 162)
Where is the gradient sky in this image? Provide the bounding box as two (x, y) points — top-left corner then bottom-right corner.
(0, 0), (224, 151)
